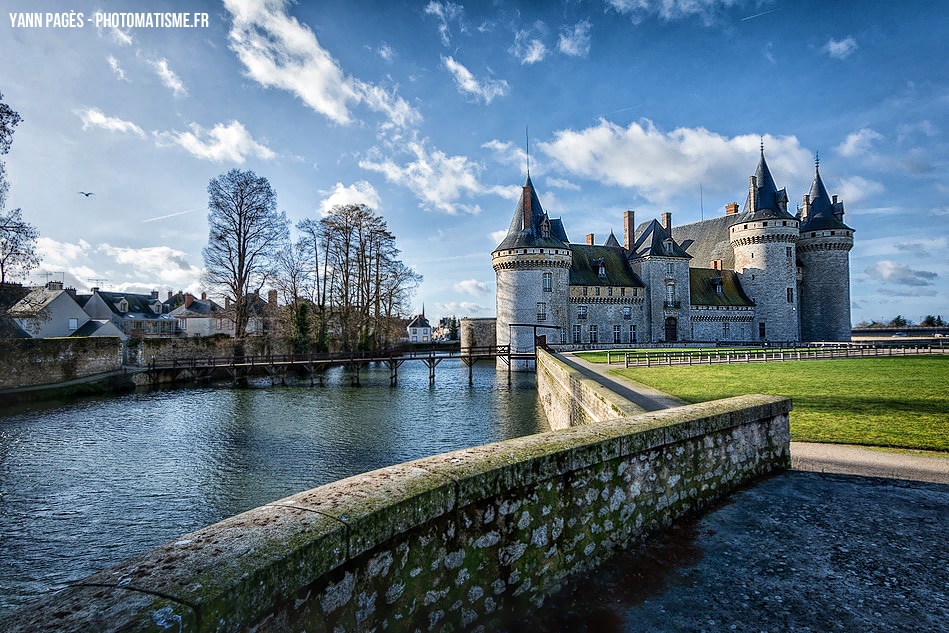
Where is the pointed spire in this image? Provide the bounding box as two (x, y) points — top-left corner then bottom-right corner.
(742, 144), (793, 218)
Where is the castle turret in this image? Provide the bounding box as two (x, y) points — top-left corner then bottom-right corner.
(492, 176), (572, 370)
(729, 147), (800, 342)
(628, 216), (692, 343)
(796, 159), (854, 341)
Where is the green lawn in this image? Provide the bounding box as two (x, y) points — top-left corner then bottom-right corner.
(576, 354), (949, 451)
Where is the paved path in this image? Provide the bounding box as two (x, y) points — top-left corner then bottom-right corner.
(509, 352), (949, 632)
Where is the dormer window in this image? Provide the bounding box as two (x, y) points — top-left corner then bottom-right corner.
(115, 299), (128, 313)
(663, 240), (674, 255)
(598, 265), (606, 278)
(713, 278), (723, 295)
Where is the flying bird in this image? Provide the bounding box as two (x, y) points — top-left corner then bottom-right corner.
(78, 191), (95, 197)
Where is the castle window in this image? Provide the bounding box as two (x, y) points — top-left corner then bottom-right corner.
(589, 325), (598, 344)
(623, 306), (632, 320)
(608, 287), (613, 297)
(577, 305), (587, 320)
(714, 280), (723, 295)
(613, 325), (621, 344)
(666, 283), (675, 304)
(543, 272), (552, 292)
(723, 321), (730, 337)
(572, 324), (582, 344)
(830, 231), (835, 236)
(598, 265), (606, 278)
(786, 246), (792, 258)
(759, 322), (766, 339)
(783, 221), (787, 226)
(582, 287), (588, 297)
(595, 287), (600, 297)
(787, 287), (794, 303)
(666, 263), (674, 275)
(629, 324), (637, 343)
(762, 222), (768, 227)
(536, 302), (547, 321)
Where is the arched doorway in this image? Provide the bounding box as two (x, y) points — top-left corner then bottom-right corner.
(665, 317), (678, 342)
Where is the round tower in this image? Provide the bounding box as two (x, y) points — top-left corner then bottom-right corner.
(729, 148), (800, 342)
(493, 176), (571, 370)
(797, 160), (854, 342)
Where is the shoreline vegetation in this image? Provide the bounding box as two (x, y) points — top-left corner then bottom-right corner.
(577, 352), (949, 452)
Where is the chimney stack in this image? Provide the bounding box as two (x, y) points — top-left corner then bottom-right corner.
(624, 210), (634, 250)
(184, 293), (194, 308)
(225, 296), (231, 309)
(201, 292), (207, 300)
(167, 291), (173, 300)
(268, 289), (278, 305)
(151, 290), (159, 300)
(586, 233), (595, 245)
(661, 212), (672, 237)
(522, 185), (532, 231)
(749, 175), (758, 212)
(725, 202), (739, 215)
(832, 195), (838, 204)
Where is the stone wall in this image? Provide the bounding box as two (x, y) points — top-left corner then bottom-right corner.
(459, 318), (497, 350)
(3, 362), (790, 633)
(536, 348), (645, 429)
(0, 337), (123, 391)
(125, 335), (285, 366)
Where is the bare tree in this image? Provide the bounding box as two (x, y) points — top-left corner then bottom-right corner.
(0, 208), (40, 285)
(202, 169), (289, 341)
(0, 94), (39, 287)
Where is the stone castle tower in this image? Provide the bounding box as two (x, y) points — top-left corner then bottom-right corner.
(797, 159), (854, 341)
(728, 148), (801, 341)
(492, 176), (572, 369)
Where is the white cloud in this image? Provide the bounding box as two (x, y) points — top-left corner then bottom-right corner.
(558, 20), (591, 57)
(865, 260), (937, 286)
(36, 237), (91, 269)
(360, 141), (516, 215)
(107, 55), (128, 81)
(436, 301), (491, 317)
(97, 243), (203, 288)
(836, 128), (882, 157)
(78, 108), (146, 137)
(511, 28), (547, 64)
(539, 119), (811, 205)
(606, 0), (744, 25)
(148, 57), (187, 97)
(441, 56), (509, 104)
(224, 0), (419, 129)
(454, 279), (490, 296)
(424, 1), (465, 46)
(490, 229), (508, 244)
(110, 27), (133, 46)
(155, 120), (275, 163)
(834, 176), (885, 207)
(318, 181), (382, 215)
(483, 139), (527, 168)
(378, 42), (395, 62)
(823, 37), (858, 60)
(546, 177), (580, 191)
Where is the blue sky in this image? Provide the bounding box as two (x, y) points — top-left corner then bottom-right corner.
(1, 0), (947, 326)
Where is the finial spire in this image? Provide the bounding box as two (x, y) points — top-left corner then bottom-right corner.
(760, 136), (764, 155)
(815, 151), (820, 170)
(525, 125), (530, 178)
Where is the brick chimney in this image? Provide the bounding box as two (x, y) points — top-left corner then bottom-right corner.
(522, 185), (532, 231)
(661, 212), (672, 237)
(225, 296), (231, 309)
(725, 202), (739, 215)
(184, 293), (194, 308)
(586, 233), (594, 245)
(201, 292), (207, 300)
(151, 290), (159, 300)
(749, 175), (758, 212)
(624, 211), (634, 250)
(268, 289), (278, 305)
(167, 291), (173, 300)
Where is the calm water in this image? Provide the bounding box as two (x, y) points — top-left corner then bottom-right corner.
(0, 362), (546, 616)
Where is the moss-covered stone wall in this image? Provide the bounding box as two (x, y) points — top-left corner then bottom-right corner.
(3, 372), (790, 633)
(0, 337), (123, 391)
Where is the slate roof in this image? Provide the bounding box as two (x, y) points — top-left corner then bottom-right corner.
(495, 176), (569, 250)
(407, 314), (431, 329)
(95, 291), (167, 318)
(671, 215), (736, 270)
(741, 149), (795, 221)
(629, 219), (692, 259)
(799, 164), (852, 232)
(168, 298), (225, 318)
(689, 268), (754, 307)
(8, 287), (69, 316)
(70, 320), (110, 336)
(569, 243), (645, 287)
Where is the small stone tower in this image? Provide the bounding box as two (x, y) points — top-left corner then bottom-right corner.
(492, 176), (572, 370)
(797, 159), (854, 341)
(729, 147), (800, 342)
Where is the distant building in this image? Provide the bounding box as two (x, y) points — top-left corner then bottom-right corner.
(493, 149), (854, 367)
(168, 292), (229, 337)
(82, 288), (178, 338)
(407, 308), (432, 343)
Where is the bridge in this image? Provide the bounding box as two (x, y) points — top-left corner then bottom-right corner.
(144, 345), (539, 387)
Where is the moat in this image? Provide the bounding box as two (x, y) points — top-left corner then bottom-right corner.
(0, 361), (546, 616)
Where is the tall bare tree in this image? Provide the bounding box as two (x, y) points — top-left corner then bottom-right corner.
(0, 93), (39, 287)
(202, 169), (289, 341)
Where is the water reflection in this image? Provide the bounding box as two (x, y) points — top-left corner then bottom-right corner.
(0, 362), (545, 615)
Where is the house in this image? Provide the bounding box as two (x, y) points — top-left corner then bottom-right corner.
(81, 288), (179, 338)
(494, 149), (853, 366)
(407, 308), (431, 343)
(9, 281), (93, 338)
(167, 292), (230, 337)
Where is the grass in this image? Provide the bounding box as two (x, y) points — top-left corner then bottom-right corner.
(576, 354), (949, 452)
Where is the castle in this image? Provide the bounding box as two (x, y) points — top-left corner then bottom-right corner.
(493, 148), (854, 364)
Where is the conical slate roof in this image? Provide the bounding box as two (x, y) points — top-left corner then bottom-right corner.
(494, 176), (568, 250)
(742, 148), (795, 221)
(799, 162), (852, 232)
